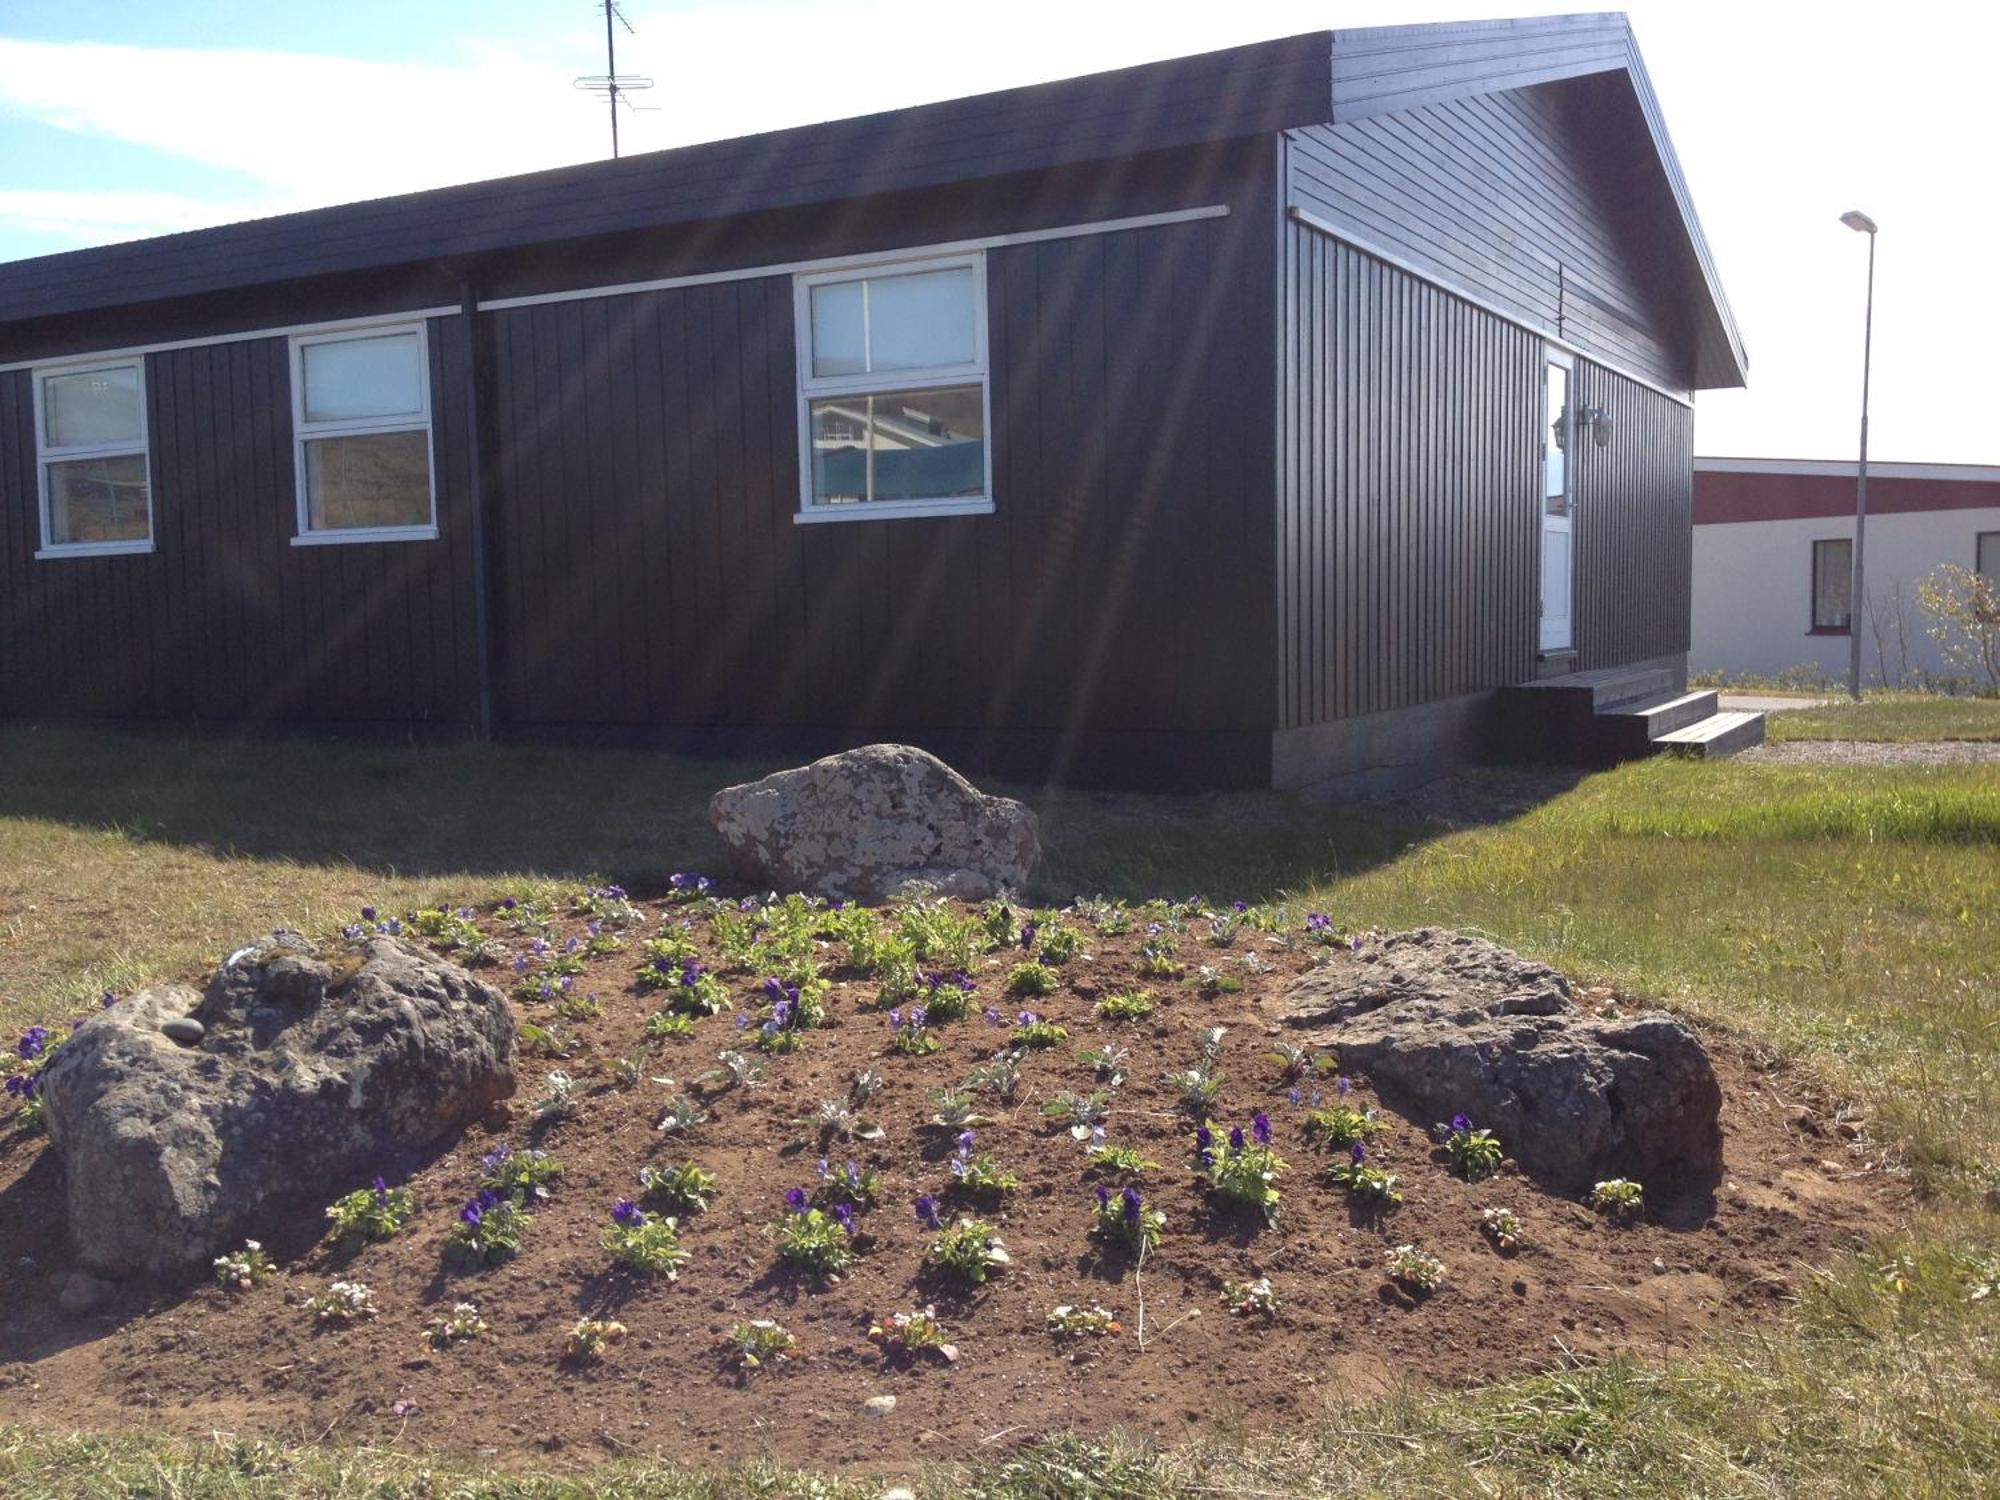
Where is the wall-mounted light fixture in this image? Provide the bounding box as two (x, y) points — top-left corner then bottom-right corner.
(1580, 404), (1614, 447)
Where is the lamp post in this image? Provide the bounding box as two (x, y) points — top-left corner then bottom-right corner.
(1840, 209), (1878, 701)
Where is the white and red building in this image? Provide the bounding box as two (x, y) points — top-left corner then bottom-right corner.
(1692, 458), (2000, 685)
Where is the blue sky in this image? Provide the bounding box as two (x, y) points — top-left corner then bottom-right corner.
(1, 1), (1995, 462)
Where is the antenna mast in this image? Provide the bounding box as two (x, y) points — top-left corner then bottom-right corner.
(573, 0), (654, 159)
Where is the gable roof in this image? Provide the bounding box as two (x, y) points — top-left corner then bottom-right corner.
(1329, 12), (1745, 388)
(0, 13), (1741, 385)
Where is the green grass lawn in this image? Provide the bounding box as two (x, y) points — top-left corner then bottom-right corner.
(2, 728), (1996, 1498)
(1765, 692), (2000, 742)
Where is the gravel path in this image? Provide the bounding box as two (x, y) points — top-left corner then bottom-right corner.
(1740, 740), (2000, 766)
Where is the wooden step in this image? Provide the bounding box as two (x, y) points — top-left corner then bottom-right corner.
(1596, 690), (1720, 760)
(1653, 709), (1766, 758)
(1507, 662), (1681, 712)
(1496, 662), (1687, 765)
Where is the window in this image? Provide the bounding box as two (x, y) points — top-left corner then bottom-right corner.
(290, 324), (436, 543)
(1979, 531), (1999, 581)
(33, 359), (152, 557)
(1811, 537), (1853, 632)
(793, 255), (991, 522)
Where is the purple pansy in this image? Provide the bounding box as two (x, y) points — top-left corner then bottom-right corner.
(1121, 1185), (1143, 1226)
(611, 1198), (646, 1228)
(1451, 1113), (1473, 1134)
(1252, 1112), (1272, 1146)
(783, 1187), (808, 1214)
(915, 1194), (941, 1229)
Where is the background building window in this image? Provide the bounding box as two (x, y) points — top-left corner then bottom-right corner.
(1978, 531), (1998, 581)
(1811, 537), (1853, 631)
(794, 256), (990, 521)
(33, 360), (152, 557)
(290, 325), (436, 542)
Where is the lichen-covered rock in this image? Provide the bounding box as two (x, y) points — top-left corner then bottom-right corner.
(709, 744), (1040, 903)
(40, 933), (515, 1280)
(1278, 929), (1721, 1192)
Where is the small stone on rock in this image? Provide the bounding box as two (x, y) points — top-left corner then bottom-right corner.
(863, 1394), (898, 1415)
(159, 1017), (205, 1046)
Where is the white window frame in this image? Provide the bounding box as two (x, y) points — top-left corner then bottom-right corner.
(31, 357), (154, 559)
(792, 252), (994, 524)
(288, 321), (438, 545)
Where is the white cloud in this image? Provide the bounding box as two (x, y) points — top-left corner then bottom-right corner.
(0, 187), (260, 246)
(0, 36), (604, 212)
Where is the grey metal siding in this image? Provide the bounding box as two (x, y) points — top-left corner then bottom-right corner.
(1277, 225), (1541, 729)
(1573, 360), (1693, 670)
(1285, 80), (1691, 391)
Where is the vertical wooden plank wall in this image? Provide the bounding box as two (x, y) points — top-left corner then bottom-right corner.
(1572, 359), (1694, 670)
(1277, 226), (1542, 730)
(0, 322), (482, 732)
(483, 204), (1271, 781)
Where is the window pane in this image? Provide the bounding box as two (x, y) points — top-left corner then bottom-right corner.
(810, 281), (866, 377)
(1813, 539), (1852, 629)
(808, 398), (869, 503)
(301, 333), (424, 423)
(44, 366), (143, 448)
(46, 454), (150, 544)
(1979, 532), (1999, 580)
(304, 430), (432, 531)
(1543, 363), (1569, 505)
(809, 385), (984, 506)
(868, 268), (976, 372)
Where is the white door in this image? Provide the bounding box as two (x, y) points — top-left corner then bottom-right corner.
(1539, 356), (1574, 654)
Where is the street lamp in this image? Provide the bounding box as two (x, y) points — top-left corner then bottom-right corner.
(1840, 209), (1878, 701)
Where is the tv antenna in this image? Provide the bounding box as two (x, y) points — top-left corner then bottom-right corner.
(573, 0), (654, 159)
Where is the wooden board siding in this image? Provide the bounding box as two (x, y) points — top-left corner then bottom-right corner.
(0, 321), (481, 732)
(1286, 79), (1692, 391)
(1572, 360), (1693, 671)
(1277, 227), (1541, 730)
(485, 200), (1273, 784)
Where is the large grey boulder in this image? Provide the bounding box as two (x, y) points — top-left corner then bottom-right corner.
(40, 933), (516, 1280)
(709, 744), (1040, 903)
(1279, 929), (1721, 1192)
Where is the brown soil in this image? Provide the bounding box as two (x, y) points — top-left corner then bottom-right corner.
(0, 896), (1903, 1476)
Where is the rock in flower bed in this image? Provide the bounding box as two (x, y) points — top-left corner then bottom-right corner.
(38, 932), (515, 1279)
(1278, 929), (1724, 1193)
(709, 743), (1040, 902)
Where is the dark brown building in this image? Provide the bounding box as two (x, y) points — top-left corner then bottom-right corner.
(0, 13), (1748, 791)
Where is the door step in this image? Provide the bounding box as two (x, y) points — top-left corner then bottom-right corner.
(1653, 709), (1766, 758)
(1596, 690), (1719, 760)
(1496, 666), (1765, 766)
